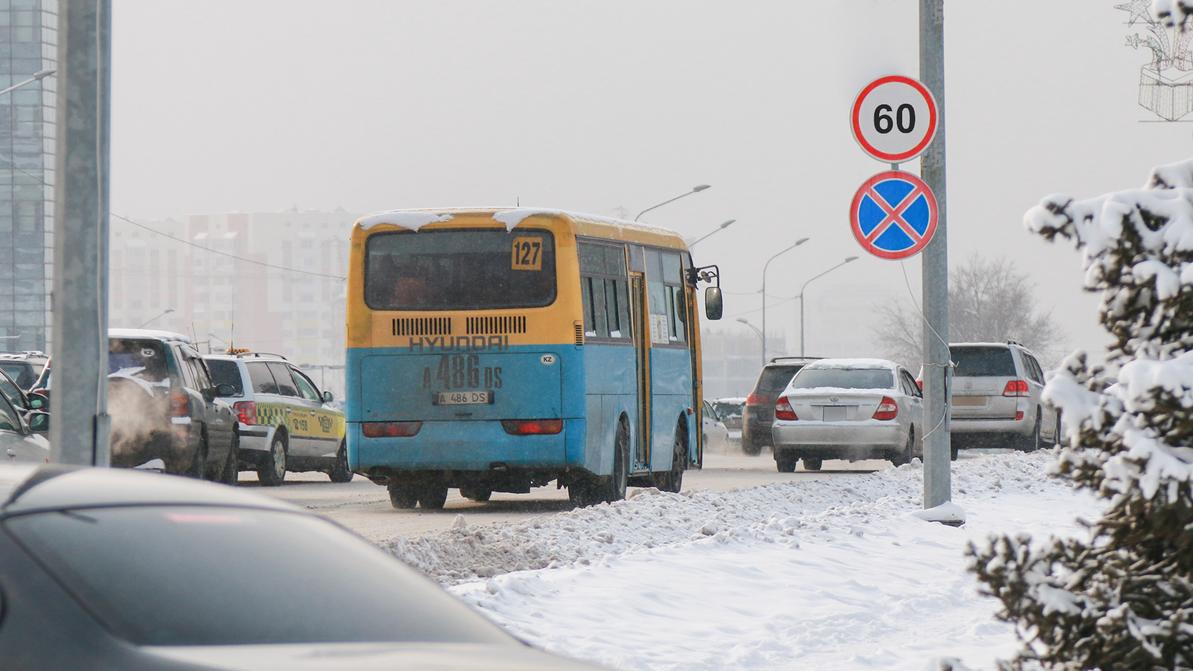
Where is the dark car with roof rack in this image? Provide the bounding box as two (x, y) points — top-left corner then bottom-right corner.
(740, 357), (821, 455)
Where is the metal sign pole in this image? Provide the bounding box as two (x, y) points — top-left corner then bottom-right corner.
(50, 0), (112, 466)
(919, 0), (951, 508)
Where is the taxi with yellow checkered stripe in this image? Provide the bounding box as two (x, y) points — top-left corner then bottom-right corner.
(204, 351), (349, 486)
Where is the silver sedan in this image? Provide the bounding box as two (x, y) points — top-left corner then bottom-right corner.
(770, 358), (923, 472)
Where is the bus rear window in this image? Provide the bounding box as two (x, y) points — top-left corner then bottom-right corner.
(365, 230), (556, 311)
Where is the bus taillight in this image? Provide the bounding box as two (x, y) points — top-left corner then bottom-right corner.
(361, 421), (423, 438)
(500, 419), (563, 436)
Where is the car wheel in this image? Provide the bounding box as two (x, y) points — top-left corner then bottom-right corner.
(387, 480), (418, 509)
(1021, 412), (1041, 452)
(1053, 414), (1063, 447)
(950, 445), (959, 461)
(775, 452), (797, 473)
(186, 432), (209, 480)
(418, 482), (449, 510)
(257, 432), (287, 487)
(802, 457), (823, 472)
(218, 432), (239, 485)
(328, 440), (353, 483)
(891, 427), (914, 467)
(459, 485), (492, 502)
(741, 438), (762, 456)
(656, 420), (687, 493)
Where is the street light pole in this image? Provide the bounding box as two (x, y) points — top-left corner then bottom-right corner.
(797, 257), (858, 357)
(688, 219), (736, 249)
(735, 318), (765, 367)
(138, 308), (175, 328)
(634, 184), (711, 222)
(760, 238), (810, 366)
(0, 68), (55, 98)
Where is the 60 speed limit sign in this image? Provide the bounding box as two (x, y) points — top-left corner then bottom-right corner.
(850, 75), (938, 163)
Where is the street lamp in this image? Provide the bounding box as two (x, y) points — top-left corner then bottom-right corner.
(798, 256), (859, 357)
(634, 184), (711, 222)
(138, 308), (175, 328)
(761, 237), (810, 366)
(736, 318), (765, 366)
(688, 219), (736, 249)
(0, 68), (55, 98)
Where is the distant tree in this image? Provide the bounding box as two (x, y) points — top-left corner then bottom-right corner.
(967, 158), (1193, 669)
(874, 254), (1064, 368)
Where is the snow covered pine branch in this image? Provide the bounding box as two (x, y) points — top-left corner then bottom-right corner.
(964, 159), (1193, 669)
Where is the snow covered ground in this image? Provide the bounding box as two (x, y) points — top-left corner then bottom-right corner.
(401, 451), (1101, 670)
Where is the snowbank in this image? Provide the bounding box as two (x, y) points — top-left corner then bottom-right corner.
(442, 451), (1099, 670)
(383, 451), (1072, 586)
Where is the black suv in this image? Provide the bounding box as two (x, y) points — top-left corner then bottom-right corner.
(740, 357), (819, 455)
(105, 329), (239, 481)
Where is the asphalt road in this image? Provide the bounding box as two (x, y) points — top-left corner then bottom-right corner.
(246, 449), (893, 542)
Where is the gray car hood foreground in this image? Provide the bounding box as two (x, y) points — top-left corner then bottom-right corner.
(145, 642), (605, 670)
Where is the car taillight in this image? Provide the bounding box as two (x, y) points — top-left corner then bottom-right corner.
(233, 401), (256, 425)
(1015, 410), (1025, 421)
(872, 396), (899, 421)
(746, 392), (765, 406)
(169, 390), (190, 417)
(915, 378), (923, 391)
(774, 396), (798, 421)
(501, 419), (563, 435)
(361, 421), (422, 438)
(1003, 380), (1030, 397)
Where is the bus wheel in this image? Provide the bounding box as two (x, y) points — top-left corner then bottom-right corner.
(657, 420), (687, 493)
(601, 418), (630, 503)
(387, 480), (418, 509)
(418, 482), (449, 510)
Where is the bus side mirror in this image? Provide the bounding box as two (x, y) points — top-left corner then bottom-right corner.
(704, 287), (723, 320)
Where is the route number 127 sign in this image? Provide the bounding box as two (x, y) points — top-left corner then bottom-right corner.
(850, 75), (938, 164)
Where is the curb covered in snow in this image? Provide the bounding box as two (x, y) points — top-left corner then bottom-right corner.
(381, 450), (1067, 586)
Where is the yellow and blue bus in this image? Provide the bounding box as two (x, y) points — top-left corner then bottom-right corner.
(345, 208), (723, 508)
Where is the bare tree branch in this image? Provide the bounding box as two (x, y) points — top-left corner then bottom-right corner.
(873, 253), (1066, 369)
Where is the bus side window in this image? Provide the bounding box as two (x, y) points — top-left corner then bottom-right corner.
(581, 275), (609, 338)
(605, 278), (630, 339)
(661, 252), (686, 343)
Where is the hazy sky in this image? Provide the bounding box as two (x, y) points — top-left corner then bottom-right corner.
(110, 0), (1189, 362)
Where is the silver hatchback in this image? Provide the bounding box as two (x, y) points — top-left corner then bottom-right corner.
(771, 359), (924, 472)
(943, 342), (1059, 457)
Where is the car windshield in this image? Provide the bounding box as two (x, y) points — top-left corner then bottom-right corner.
(791, 368), (895, 390)
(5, 506), (514, 647)
(0, 372), (24, 409)
(754, 366), (801, 396)
(205, 359), (244, 397)
(712, 401), (743, 418)
(365, 229), (556, 311)
(0, 362), (36, 389)
(951, 346), (1016, 377)
(107, 339), (171, 384)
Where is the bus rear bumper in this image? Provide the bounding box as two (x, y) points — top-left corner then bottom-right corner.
(348, 418), (583, 473)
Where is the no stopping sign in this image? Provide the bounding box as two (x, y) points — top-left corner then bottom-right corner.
(851, 75), (938, 163)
